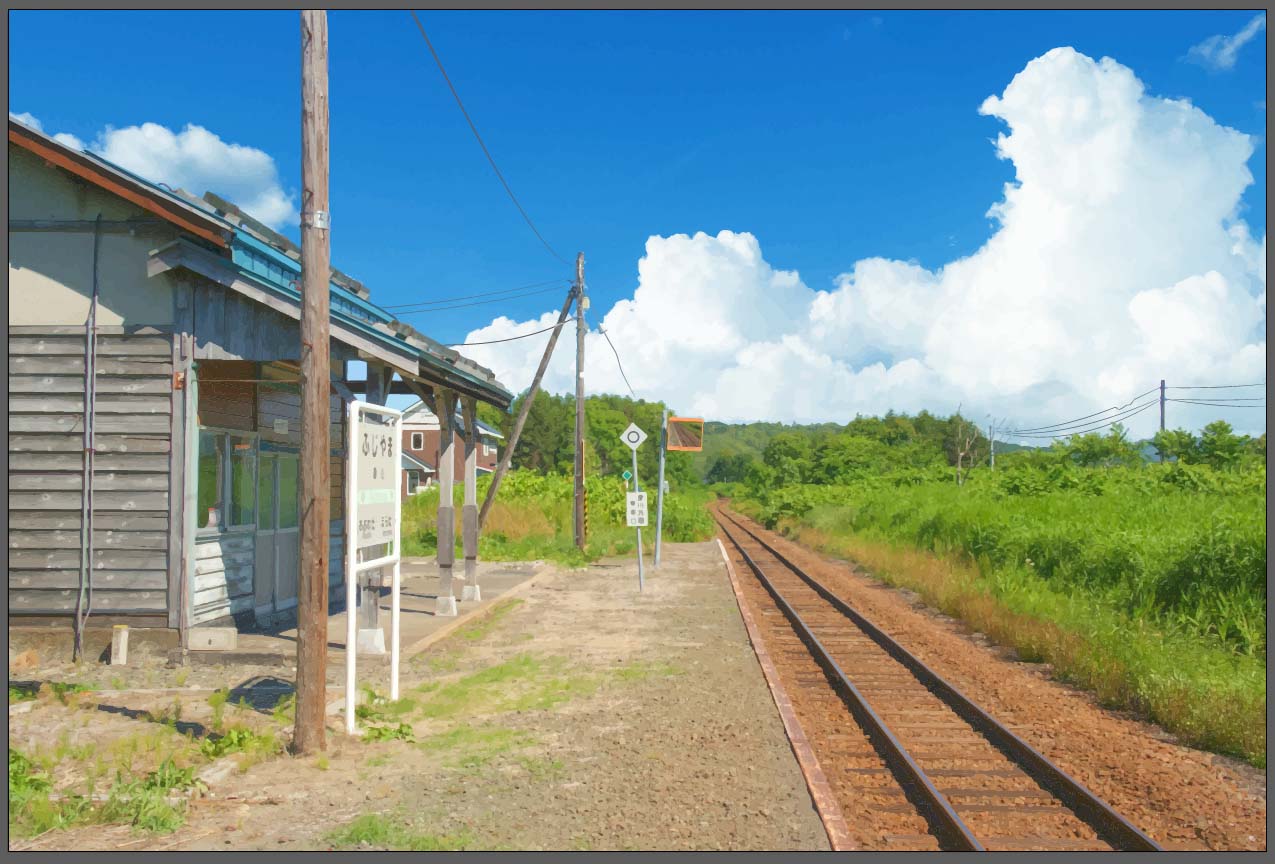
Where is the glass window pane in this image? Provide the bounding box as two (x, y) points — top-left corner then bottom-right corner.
(407, 470), (419, 494)
(229, 436), (256, 526)
(278, 457), (299, 529)
(197, 430), (224, 530)
(258, 455), (276, 531)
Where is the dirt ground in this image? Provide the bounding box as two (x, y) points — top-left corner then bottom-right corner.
(10, 543), (830, 852)
(722, 508), (1267, 852)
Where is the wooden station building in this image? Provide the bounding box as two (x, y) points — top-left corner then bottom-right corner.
(7, 117), (513, 646)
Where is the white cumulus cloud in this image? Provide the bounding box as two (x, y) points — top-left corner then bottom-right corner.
(1187, 13), (1266, 71)
(9, 113), (297, 229)
(463, 47), (1266, 437)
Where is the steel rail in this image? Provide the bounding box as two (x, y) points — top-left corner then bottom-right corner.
(716, 513), (983, 850)
(718, 508), (1163, 852)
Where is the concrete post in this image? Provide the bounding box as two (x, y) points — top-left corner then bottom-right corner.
(460, 397), (481, 602)
(435, 387), (458, 617)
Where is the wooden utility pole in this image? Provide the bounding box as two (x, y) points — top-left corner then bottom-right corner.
(478, 283), (578, 527)
(294, 8), (330, 756)
(573, 253), (586, 550)
(1159, 379), (1166, 462)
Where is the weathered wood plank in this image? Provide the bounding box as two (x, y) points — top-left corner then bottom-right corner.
(8, 452), (169, 473)
(8, 529), (169, 550)
(194, 550), (254, 576)
(9, 490), (169, 511)
(9, 434), (170, 454)
(8, 375), (171, 395)
(8, 472), (170, 492)
(193, 572), (253, 598)
(194, 533), (254, 554)
(9, 589), (166, 613)
(8, 356), (171, 376)
(8, 325), (173, 337)
(8, 395), (171, 415)
(9, 415), (171, 434)
(8, 335), (172, 357)
(9, 548), (166, 570)
(10, 569), (168, 591)
(7, 512), (169, 532)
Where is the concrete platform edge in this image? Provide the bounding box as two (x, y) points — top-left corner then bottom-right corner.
(716, 537), (854, 852)
(398, 563), (549, 661)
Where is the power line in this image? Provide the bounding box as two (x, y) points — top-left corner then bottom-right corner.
(1007, 387), (1159, 434)
(446, 317), (575, 347)
(597, 324), (636, 398)
(1007, 401), (1158, 439)
(1166, 383), (1266, 390)
(1167, 399), (1267, 408)
(382, 278), (569, 310)
(408, 11), (569, 267)
(1007, 395), (1158, 436)
(1166, 395), (1265, 402)
(390, 285), (567, 315)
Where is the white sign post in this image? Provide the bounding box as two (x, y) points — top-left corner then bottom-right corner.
(345, 401), (404, 735)
(621, 423), (647, 591)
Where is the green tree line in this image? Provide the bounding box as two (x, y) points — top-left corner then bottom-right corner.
(478, 391), (697, 489)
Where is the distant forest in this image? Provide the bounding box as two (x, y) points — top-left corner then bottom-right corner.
(481, 393), (1265, 488)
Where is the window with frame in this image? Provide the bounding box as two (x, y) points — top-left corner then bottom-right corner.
(197, 429), (257, 531)
(410, 432), (424, 451)
(406, 470), (420, 495)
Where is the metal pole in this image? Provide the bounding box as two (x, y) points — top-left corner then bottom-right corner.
(295, 8), (331, 755)
(390, 407), (401, 702)
(345, 401), (358, 735)
(654, 408), (668, 567)
(632, 446), (644, 592)
(573, 253), (587, 550)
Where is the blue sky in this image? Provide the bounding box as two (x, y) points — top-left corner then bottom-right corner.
(10, 10), (1266, 340)
(9, 11), (1267, 432)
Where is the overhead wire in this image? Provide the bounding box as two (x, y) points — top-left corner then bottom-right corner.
(389, 285), (567, 315)
(446, 317), (575, 347)
(1167, 399), (1267, 408)
(1166, 383), (1266, 390)
(1006, 401), (1159, 439)
(597, 324), (637, 398)
(408, 10), (570, 267)
(1006, 387), (1159, 434)
(382, 278), (570, 310)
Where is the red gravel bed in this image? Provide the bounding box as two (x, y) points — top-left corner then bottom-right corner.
(722, 506), (1266, 852)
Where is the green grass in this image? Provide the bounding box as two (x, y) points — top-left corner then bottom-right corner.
(9, 750), (202, 839)
(733, 471), (1267, 767)
(198, 726), (281, 762)
(419, 724), (533, 773)
(326, 812), (474, 851)
(401, 469), (715, 565)
(457, 599), (524, 642)
(412, 654), (598, 719)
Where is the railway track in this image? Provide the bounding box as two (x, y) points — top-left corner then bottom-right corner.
(715, 507), (1162, 852)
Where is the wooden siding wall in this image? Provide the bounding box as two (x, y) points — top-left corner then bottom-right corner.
(188, 360), (349, 628)
(8, 325), (173, 616)
(192, 533), (254, 626)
